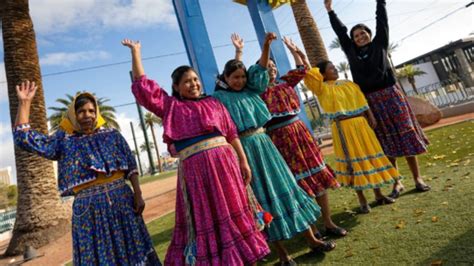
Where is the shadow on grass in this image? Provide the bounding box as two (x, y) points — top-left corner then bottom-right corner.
(422, 228), (474, 265)
(150, 227), (174, 248)
(325, 209), (361, 235)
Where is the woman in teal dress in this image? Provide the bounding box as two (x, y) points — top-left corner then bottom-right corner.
(213, 33), (335, 265)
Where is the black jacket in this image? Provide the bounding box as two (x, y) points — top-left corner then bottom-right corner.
(328, 0), (396, 94)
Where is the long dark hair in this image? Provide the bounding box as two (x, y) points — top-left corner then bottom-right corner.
(316, 60), (332, 81)
(74, 94), (96, 112)
(171, 65), (196, 98)
(350, 24), (372, 41)
(214, 59), (247, 91)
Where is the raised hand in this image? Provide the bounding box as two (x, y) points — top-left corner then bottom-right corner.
(232, 33), (244, 61)
(231, 33), (244, 51)
(16, 80), (37, 102)
(282, 36), (299, 53)
(324, 0), (333, 11)
(121, 39), (141, 51)
(264, 32), (277, 46)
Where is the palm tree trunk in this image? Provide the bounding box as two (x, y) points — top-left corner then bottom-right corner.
(290, 0), (329, 66)
(2, 0), (70, 255)
(410, 81), (419, 95)
(344, 71), (348, 80)
(149, 125), (163, 173)
(302, 90), (317, 124)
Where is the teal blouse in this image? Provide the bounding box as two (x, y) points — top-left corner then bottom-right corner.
(213, 64), (270, 132)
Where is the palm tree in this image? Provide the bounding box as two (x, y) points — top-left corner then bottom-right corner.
(1, 0), (69, 255)
(140, 141), (155, 153)
(282, 0), (329, 66)
(144, 112), (163, 172)
(396, 64), (426, 94)
(48, 93), (120, 132)
(387, 42), (399, 58)
(329, 38), (341, 51)
(336, 62), (350, 80)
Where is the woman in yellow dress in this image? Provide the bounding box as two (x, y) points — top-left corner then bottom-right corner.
(304, 60), (401, 213)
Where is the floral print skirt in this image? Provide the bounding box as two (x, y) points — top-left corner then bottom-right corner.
(72, 178), (161, 265)
(366, 85), (429, 157)
(267, 118), (340, 197)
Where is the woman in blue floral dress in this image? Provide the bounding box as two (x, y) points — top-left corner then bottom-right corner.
(13, 81), (161, 265)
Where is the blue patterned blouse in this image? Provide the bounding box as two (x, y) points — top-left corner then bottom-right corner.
(14, 125), (138, 196)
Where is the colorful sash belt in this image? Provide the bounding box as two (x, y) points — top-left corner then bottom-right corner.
(267, 116), (300, 132)
(239, 127), (265, 138)
(333, 114), (365, 183)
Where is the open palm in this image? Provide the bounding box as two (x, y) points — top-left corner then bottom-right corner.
(16, 80), (37, 101)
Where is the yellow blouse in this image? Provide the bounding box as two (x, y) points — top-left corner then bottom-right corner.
(304, 68), (369, 119)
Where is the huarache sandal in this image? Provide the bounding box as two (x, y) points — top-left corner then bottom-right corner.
(311, 240), (336, 253)
(359, 204), (371, 214)
(280, 259), (297, 266)
(314, 231), (324, 240)
(325, 226), (347, 237)
(375, 196), (396, 205)
(388, 185), (405, 199)
(415, 183), (431, 192)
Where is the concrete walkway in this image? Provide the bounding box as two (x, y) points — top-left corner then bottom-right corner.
(0, 112), (472, 266)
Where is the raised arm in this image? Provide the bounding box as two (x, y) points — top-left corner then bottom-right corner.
(258, 32), (276, 69)
(325, 0), (352, 52)
(122, 39), (145, 80)
(231, 33), (244, 62)
(15, 80), (37, 126)
(282, 36), (304, 66)
(280, 37), (309, 87)
(374, 0), (389, 48)
(14, 80), (62, 160)
(122, 39), (171, 117)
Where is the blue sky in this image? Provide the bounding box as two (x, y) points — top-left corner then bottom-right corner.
(0, 0), (472, 183)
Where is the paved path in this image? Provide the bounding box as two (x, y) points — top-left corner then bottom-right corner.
(1, 113), (472, 266)
(0, 176), (177, 266)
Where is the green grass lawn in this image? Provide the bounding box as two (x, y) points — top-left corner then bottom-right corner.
(146, 120), (474, 265)
(138, 170), (176, 185)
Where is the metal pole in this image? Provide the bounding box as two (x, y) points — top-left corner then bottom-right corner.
(130, 121), (143, 176)
(129, 71), (157, 175)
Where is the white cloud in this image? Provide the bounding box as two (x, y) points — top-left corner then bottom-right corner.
(30, 0), (176, 34)
(0, 63), (7, 103)
(40, 50), (110, 66)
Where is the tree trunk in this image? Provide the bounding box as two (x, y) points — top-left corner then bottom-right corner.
(290, 0), (329, 66)
(409, 81), (419, 95)
(302, 90), (317, 123)
(344, 71), (348, 80)
(149, 125), (163, 173)
(2, 0), (70, 255)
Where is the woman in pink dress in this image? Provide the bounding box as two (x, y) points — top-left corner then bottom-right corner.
(122, 39), (269, 265)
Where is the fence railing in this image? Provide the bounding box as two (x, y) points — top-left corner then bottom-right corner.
(0, 209), (16, 233)
(404, 77), (474, 108)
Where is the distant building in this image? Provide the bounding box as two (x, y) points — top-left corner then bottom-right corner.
(396, 36), (474, 88)
(395, 36), (474, 107)
(0, 167), (11, 186)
